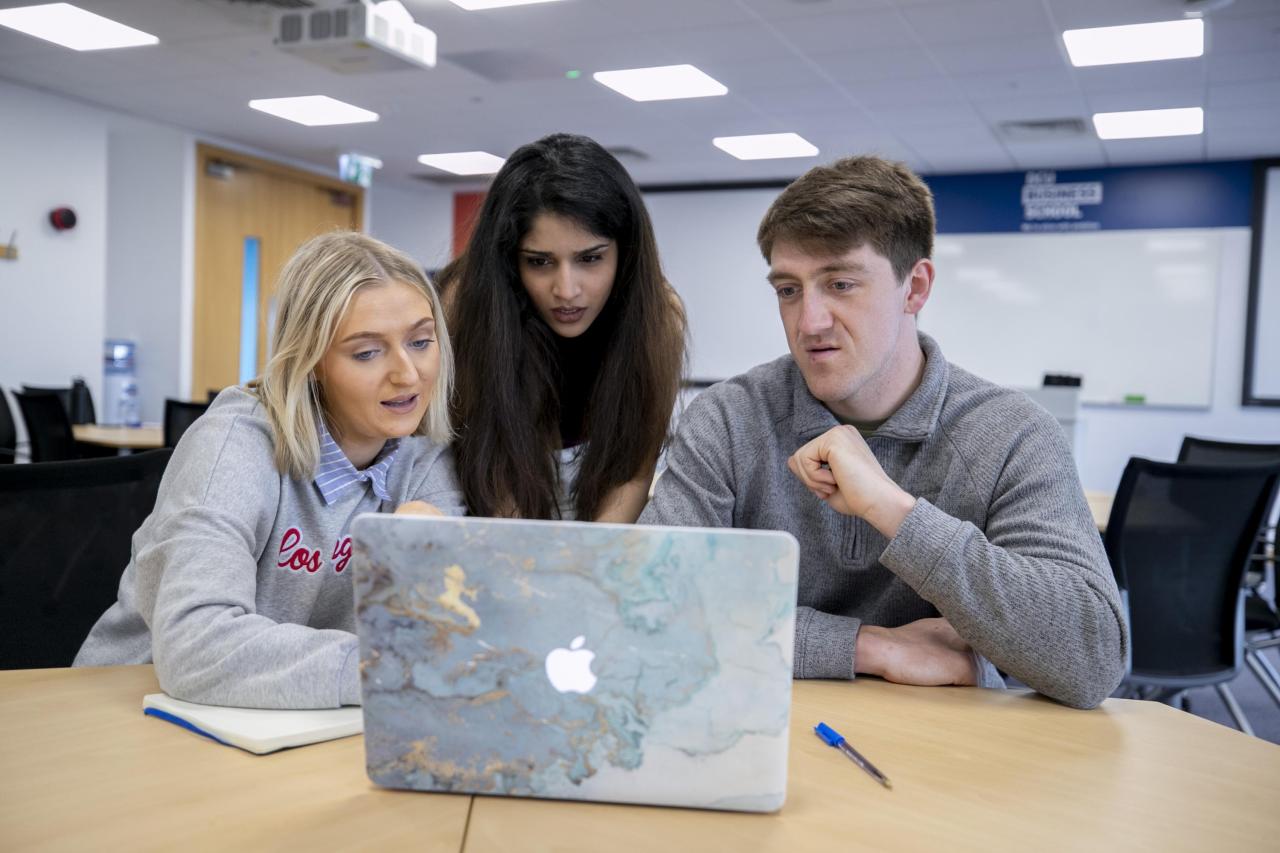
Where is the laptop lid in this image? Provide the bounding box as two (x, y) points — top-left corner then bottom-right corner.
(350, 514), (799, 812)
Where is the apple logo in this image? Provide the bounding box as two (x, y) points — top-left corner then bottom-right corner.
(544, 635), (598, 694)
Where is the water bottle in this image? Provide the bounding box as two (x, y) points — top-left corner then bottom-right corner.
(119, 379), (141, 427)
(103, 339), (137, 426)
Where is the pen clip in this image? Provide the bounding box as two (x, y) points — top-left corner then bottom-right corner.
(814, 721), (844, 747)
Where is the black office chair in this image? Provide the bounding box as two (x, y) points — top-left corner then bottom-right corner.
(13, 390), (79, 462)
(22, 382), (96, 425)
(0, 386), (17, 464)
(0, 449), (173, 669)
(1105, 457), (1280, 736)
(1179, 436), (1280, 710)
(21, 384), (71, 416)
(163, 398), (211, 447)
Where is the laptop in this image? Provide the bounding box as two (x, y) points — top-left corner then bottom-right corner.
(349, 514), (799, 812)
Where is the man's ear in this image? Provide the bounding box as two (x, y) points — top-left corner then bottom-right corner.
(904, 258), (934, 316)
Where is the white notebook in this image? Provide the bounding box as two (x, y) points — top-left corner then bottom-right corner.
(142, 693), (363, 755)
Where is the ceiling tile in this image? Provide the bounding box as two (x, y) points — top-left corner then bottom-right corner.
(1207, 49), (1280, 85)
(927, 33), (1068, 76)
(954, 66), (1081, 102)
(1074, 58), (1207, 95)
(1208, 11), (1280, 54)
(1207, 105), (1280, 132)
(759, 7), (919, 53)
(1208, 79), (1280, 109)
(1005, 138), (1107, 170)
(808, 46), (941, 86)
(1086, 88), (1206, 113)
(972, 93), (1092, 123)
(1100, 135), (1205, 166)
(1206, 128), (1280, 160)
(900, 0), (1051, 45)
(1042, 0), (1193, 31)
(870, 102), (987, 131)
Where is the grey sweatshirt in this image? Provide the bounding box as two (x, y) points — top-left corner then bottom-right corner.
(74, 387), (465, 709)
(639, 333), (1128, 709)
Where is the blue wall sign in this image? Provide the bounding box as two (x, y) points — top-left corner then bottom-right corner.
(927, 160), (1254, 234)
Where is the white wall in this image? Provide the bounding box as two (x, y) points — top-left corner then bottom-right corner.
(0, 80), (109, 441)
(105, 119), (191, 423)
(367, 181), (454, 273)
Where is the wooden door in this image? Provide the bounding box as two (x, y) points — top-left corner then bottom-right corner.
(193, 144), (363, 396)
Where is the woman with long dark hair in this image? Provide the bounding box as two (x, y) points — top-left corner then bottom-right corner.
(449, 133), (686, 522)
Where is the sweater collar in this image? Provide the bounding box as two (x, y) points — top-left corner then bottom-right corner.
(792, 331), (949, 443)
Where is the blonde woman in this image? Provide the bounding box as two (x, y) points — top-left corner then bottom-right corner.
(75, 232), (462, 709)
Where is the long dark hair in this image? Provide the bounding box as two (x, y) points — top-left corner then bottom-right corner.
(449, 133), (686, 520)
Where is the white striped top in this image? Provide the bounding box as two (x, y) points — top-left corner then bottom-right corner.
(313, 417), (401, 506)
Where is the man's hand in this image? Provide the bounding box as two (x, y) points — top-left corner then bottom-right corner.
(787, 425), (916, 537)
(855, 617), (979, 686)
(395, 500), (443, 517)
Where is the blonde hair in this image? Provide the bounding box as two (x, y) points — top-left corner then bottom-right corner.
(254, 231), (454, 480)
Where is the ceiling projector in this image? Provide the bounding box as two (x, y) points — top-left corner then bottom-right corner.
(274, 0), (436, 73)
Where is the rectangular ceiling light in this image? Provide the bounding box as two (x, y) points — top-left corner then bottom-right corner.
(593, 64), (728, 102)
(0, 3), (158, 50)
(1063, 19), (1203, 67)
(249, 96), (379, 127)
(713, 133), (818, 160)
(1092, 107), (1203, 140)
(417, 151), (506, 175)
(448, 0), (564, 8)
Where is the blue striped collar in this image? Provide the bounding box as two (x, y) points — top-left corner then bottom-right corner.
(313, 417), (400, 506)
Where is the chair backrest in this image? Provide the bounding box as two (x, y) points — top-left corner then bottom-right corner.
(1104, 458), (1280, 684)
(68, 378), (96, 425)
(13, 391), (77, 463)
(0, 386), (16, 464)
(163, 398), (211, 447)
(1178, 436), (1280, 466)
(0, 448), (173, 669)
(21, 384), (71, 416)
(1180, 437), (1280, 528)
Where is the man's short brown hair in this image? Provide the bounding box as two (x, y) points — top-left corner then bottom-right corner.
(757, 155), (935, 281)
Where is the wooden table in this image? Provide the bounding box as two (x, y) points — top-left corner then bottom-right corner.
(3, 666), (1277, 851)
(1086, 489), (1114, 532)
(72, 424), (164, 450)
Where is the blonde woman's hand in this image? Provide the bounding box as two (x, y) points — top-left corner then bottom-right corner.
(395, 500), (443, 517)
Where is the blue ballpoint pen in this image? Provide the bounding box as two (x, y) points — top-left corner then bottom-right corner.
(814, 722), (892, 789)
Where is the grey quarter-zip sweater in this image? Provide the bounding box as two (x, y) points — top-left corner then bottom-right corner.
(74, 386), (465, 709)
(639, 333), (1127, 709)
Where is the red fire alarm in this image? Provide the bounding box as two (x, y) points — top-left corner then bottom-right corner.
(49, 207), (78, 231)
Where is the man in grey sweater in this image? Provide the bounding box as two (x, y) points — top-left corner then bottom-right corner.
(639, 156), (1127, 709)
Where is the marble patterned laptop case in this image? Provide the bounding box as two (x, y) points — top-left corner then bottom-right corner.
(351, 515), (799, 812)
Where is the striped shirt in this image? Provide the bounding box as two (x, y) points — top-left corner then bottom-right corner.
(313, 418), (400, 505)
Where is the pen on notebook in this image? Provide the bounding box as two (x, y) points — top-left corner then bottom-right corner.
(814, 721), (892, 789)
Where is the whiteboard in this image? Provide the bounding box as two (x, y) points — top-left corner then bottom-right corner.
(1248, 164), (1280, 402)
(646, 187), (1221, 407)
(923, 229), (1220, 407)
(644, 188), (786, 382)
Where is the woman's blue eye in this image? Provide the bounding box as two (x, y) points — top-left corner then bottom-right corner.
(353, 349), (380, 361)
(409, 338), (434, 351)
